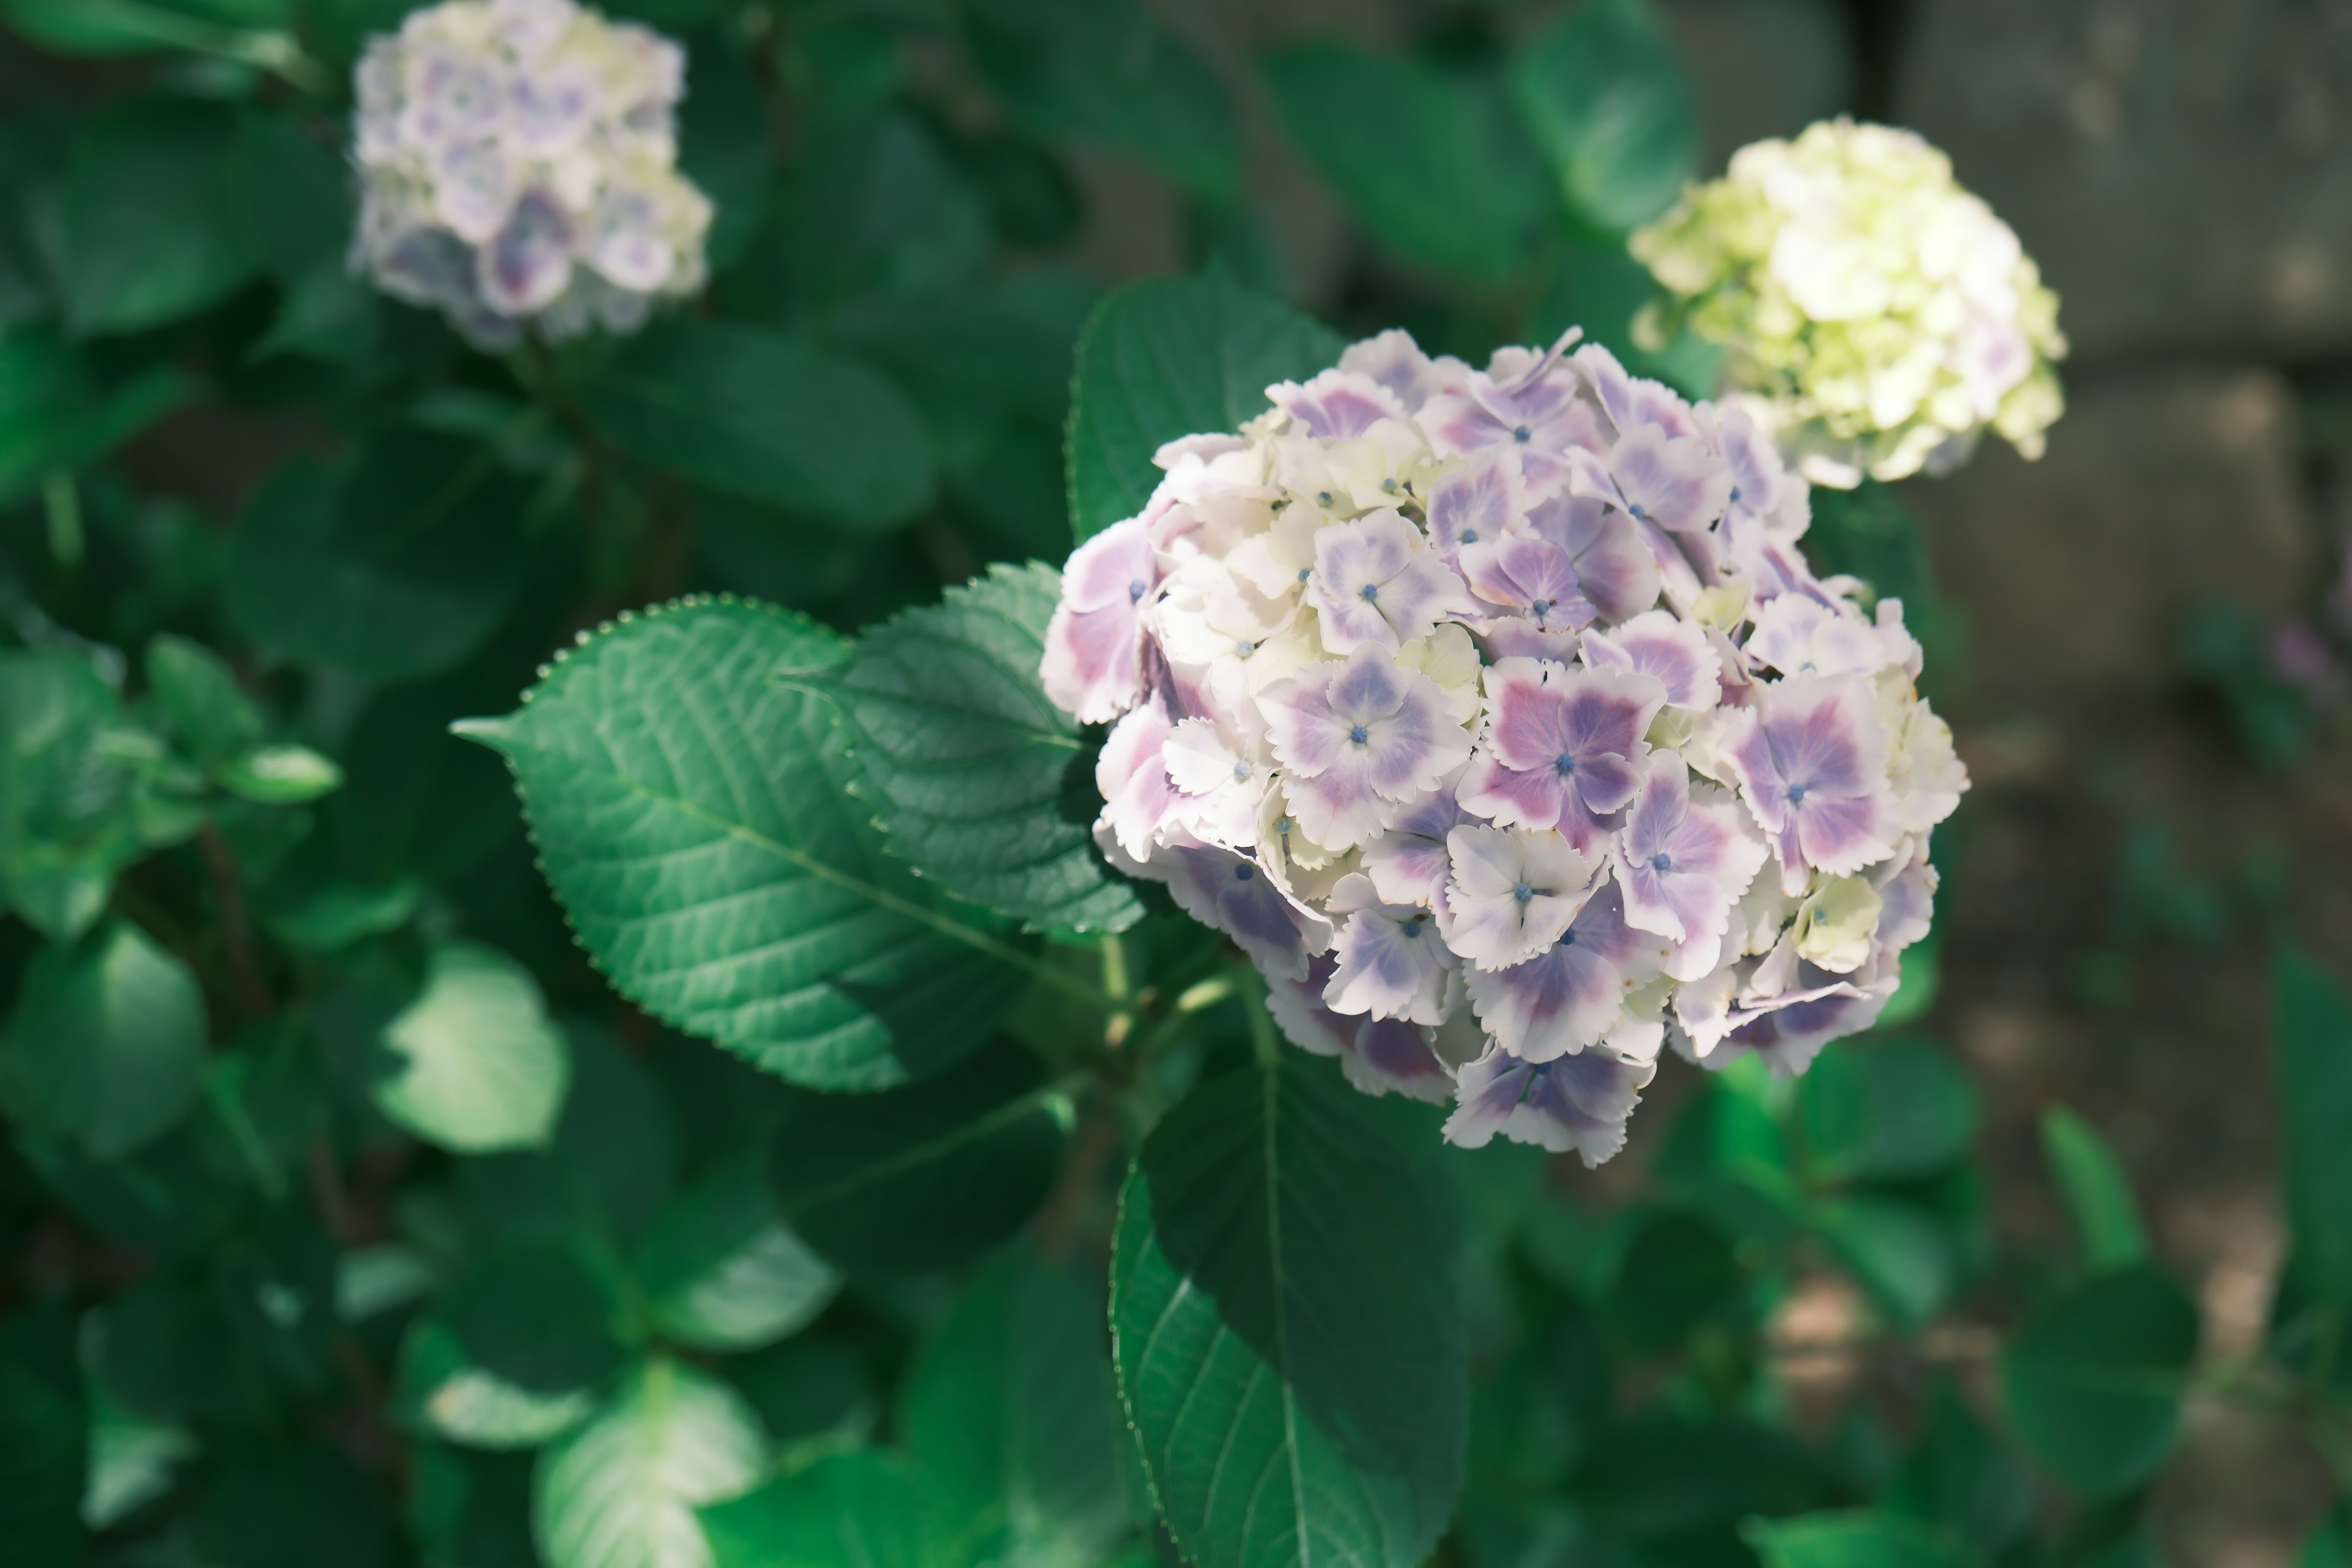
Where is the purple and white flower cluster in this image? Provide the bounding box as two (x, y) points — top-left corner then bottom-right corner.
(1042, 328), (1967, 1164)
(350, 0), (712, 348)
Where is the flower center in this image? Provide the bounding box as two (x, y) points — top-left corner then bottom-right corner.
(1559, 928), (1578, 948)
(1512, 881), (1534, 903)
(1232, 862), (1254, 881)
(1554, 753), (1576, 776)
(1728, 485), (1743, 504)
(1359, 582), (1379, 603)
(1787, 783), (1808, 804)
(1275, 816), (1292, 835)
(1530, 598), (1551, 619)
(1231, 760), (1250, 780)
(1460, 528), (1479, 545)
(1297, 566), (1312, 583)
(1382, 478), (1398, 493)
(1512, 424), (1531, 443)
(1317, 490), (1334, 507)
(1128, 579), (1148, 601)
(1628, 502), (1648, 522)
(1651, 851), (1672, 872)
(1403, 914), (1427, 938)
(1349, 724), (1370, 745)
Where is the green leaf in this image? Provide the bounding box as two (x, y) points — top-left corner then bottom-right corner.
(1801, 481), (1938, 630)
(1885, 1385), (2033, 1560)
(228, 432), (533, 679)
(1799, 1038), (1978, 1183)
(1507, 0), (1698, 235)
(769, 1037), (1069, 1274)
(2040, 1106), (2149, 1273)
(1111, 1054), (1466, 1568)
(1599, 1207), (1746, 1352)
(579, 322), (934, 532)
(231, 113), (352, 284)
(1, 0), (280, 56)
(900, 1254), (1129, 1565)
(0, 326), (192, 506)
(1264, 45), (1548, 280)
(2302, 1513), (2352, 1568)
(454, 598), (1030, 1091)
(1812, 1196), (1953, 1328)
(83, 1384), (195, 1531)
(2273, 948), (2352, 1303)
(371, 941), (571, 1155)
(827, 562), (1142, 935)
(0, 1310), (85, 1568)
(1744, 1510), (1967, 1568)
(0, 921), (206, 1160)
(967, 0), (1238, 197)
(720, 1339), (874, 1463)
(1525, 237), (1719, 399)
(218, 744), (343, 804)
(1999, 1265), (2198, 1495)
(143, 634), (262, 771)
(50, 99), (258, 336)
(1066, 273), (1342, 542)
(631, 1149), (839, 1352)
(532, 1359), (766, 1568)
(397, 1319), (603, 1451)
(409, 1441), (538, 1568)
(699, 1449), (940, 1568)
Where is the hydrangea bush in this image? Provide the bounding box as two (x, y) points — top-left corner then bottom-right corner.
(3, 3), (2348, 1568)
(1631, 119), (2068, 488)
(1046, 326), (1963, 1161)
(352, 0), (711, 345)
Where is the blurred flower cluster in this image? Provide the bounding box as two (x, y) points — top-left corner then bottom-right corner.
(1043, 328), (1967, 1163)
(1632, 119), (2065, 488)
(350, 0), (712, 347)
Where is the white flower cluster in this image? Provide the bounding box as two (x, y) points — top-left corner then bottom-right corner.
(1631, 119), (2065, 489)
(1043, 328), (1967, 1164)
(351, 0), (712, 348)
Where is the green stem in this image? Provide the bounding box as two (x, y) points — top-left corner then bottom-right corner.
(42, 472), (81, 570)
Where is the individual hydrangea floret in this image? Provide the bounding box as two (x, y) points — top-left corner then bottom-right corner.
(1630, 118), (2067, 488)
(1042, 322), (1968, 1164)
(350, 0), (713, 348)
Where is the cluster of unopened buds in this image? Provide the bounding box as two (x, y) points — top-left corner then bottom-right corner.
(1632, 118), (2065, 489)
(350, 0), (712, 348)
(1044, 327), (1967, 1163)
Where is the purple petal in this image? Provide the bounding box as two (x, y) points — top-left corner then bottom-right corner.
(1360, 783), (1469, 905)
(1529, 495), (1660, 623)
(1269, 368), (1409, 439)
(1579, 611), (1719, 708)
(1325, 905), (1453, 1024)
(1346, 1018), (1454, 1102)
(1457, 753), (1567, 833)
(1442, 1046), (1653, 1166)
(1425, 453), (1526, 563)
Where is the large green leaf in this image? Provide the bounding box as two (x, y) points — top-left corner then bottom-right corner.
(1798, 1038), (1978, 1184)
(1264, 45), (1548, 281)
(50, 99), (257, 336)
(1884, 1385), (2033, 1561)
(1999, 1266), (2198, 1495)
(631, 1148), (839, 1353)
(966, 0), (1238, 197)
(769, 1038), (1069, 1274)
(826, 562), (1140, 935)
(1507, 0), (1698, 235)
(699, 1450), (941, 1568)
(2039, 1106), (2149, 1274)
(1111, 1053), (1466, 1568)
(0, 326), (191, 506)
(371, 942), (572, 1155)
(532, 1359), (767, 1568)
(397, 1319), (603, 1452)
(579, 322), (934, 532)
(228, 432), (533, 680)
(0, 1310), (85, 1568)
(454, 597), (1031, 1091)
(1066, 273), (1342, 542)
(1744, 1510), (1967, 1568)
(2274, 948), (2352, 1303)
(400, 1235), (632, 1450)
(900, 1254), (1129, 1566)
(0, 921), (206, 1160)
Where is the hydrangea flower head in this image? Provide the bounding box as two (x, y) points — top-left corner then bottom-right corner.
(1043, 323), (1967, 1164)
(350, 0), (713, 348)
(1630, 119), (2066, 488)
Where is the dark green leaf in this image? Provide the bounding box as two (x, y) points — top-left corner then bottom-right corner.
(228, 432), (534, 679)
(900, 1254), (1129, 1565)
(532, 1359), (767, 1568)
(1801, 481), (1937, 631)
(631, 1148), (839, 1352)
(769, 113), (989, 315)
(2000, 1265), (2198, 1495)
(1885, 1385), (2034, 1560)
(769, 1037), (1069, 1273)
(720, 1339), (874, 1461)
(0, 326), (192, 506)
(0, 921), (206, 1159)
(195, 1442), (393, 1568)
(1799, 1038), (1978, 1184)
(1066, 272), (1341, 542)
(827, 562), (1141, 935)
(50, 99), (257, 336)
(1744, 1510), (1967, 1568)
(143, 633), (262, 771)
(2273, 948), (2352, 1303)
(579, 322), (934, 532)
(455, 598), (1032, 1091)
(1507, 0), (1699, 235)
(2040, 1106), (2149, 1273)
(699, 1449), (941, 1568)
(396, 1319), (603, 1450)
(0, 1309), (85, 1568)
(1564, 1414), (1839, 1537)
(1600, 1208), (1745, 1352)
(1111, 1053), (1466, 1568)
(1264, 45), (1548, 280)
(967, 0), (1238, 197)
(1525, 237), (1719, 399)
(1814, 1196), (1954, 1328)
(231, 112), (352, 284)
(410, 1442), (540, 1568)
